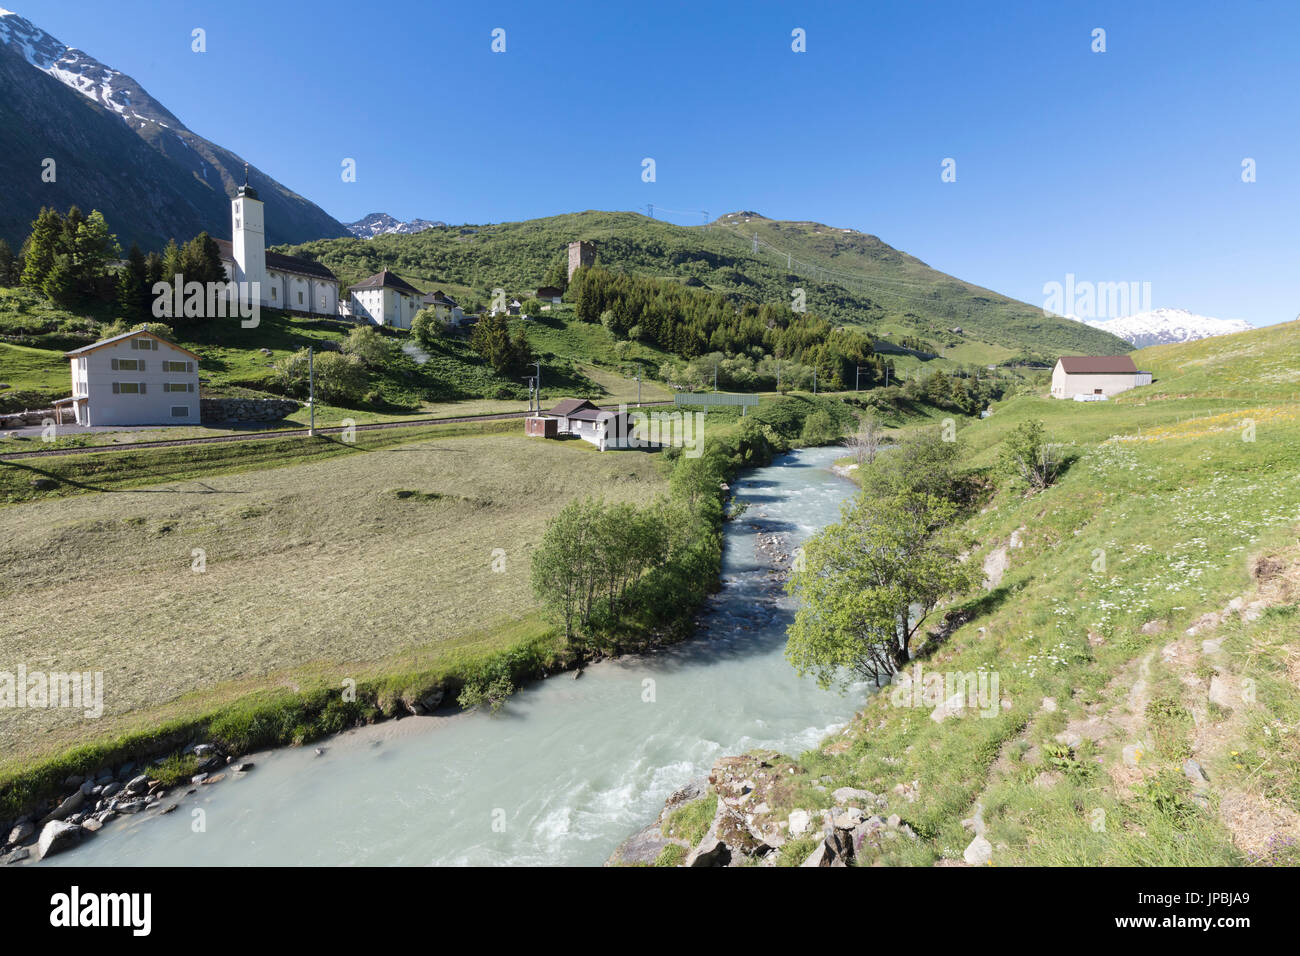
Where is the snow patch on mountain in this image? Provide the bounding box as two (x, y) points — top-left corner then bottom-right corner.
(1074, 308), (1253, 348)
(346, 212), (445, 239)
(0, 8), (185, 131)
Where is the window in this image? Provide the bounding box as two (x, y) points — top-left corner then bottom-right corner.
(171, 406), (189, 417)
(162, 360), (192, 373)
(111, 358), (140, 371)
(130, 338), (157, 351)
(298, 291), (304, 305)
(112, 382), (145, 394)
(271, 287), (277, 300)
(164, 382), (194, 393)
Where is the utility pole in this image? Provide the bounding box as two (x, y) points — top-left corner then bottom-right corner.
(531, 361), (541, 411)
(752, 233), (759, 255)
(776, 359), (781, 391)
(647, 203), (654, 219)
(635, 369), (641, 407)
(307, 346), (315, 436)
(813, 367), (817, 395)
(855, 365), (862, 392)
(713, 360), (718, 392)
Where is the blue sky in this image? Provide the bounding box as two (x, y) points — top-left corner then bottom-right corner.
(14, 0), (1299, 327)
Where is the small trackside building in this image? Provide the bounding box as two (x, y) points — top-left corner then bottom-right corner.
(1050, 355), (1152, 399)
(61, 329), (201, 426)
(537, 398), (635, 451)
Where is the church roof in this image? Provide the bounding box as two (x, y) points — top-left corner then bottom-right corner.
(214, 239), (337, 282)
(351, 270), (424, 296)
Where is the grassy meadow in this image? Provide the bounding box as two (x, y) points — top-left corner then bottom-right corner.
(0, 428), (669, 778)
(747, 321), (1300, 866)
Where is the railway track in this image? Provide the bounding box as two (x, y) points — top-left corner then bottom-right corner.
(0, 401), (675, 461)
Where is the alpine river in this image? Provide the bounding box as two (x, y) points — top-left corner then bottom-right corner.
(45, 445), (864, 867)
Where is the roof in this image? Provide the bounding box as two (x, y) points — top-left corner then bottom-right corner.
(350, 270), (423, 296)
(422, 289), (459, 307)
(64, 329), (201, 360)
(214, 239), (337, 282)
(536, 286), (563, 298)
(1056, 355), (1139, 375)
(545, 398), (599, 418)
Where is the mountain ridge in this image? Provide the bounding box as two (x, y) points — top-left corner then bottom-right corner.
(1077, 308), (1253, 348)
(283, 209), (1132, 360)
(0, 8), (349, 249)
(346, 212), (446, 239)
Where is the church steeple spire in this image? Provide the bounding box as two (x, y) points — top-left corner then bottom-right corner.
(237, 162), (259, 200)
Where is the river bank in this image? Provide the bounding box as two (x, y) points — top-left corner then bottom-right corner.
(11, 444), (861, 866)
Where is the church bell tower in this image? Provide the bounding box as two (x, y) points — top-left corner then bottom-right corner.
(231, 164), (267, 298)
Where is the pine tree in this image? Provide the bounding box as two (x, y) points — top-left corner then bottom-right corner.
(69, 209), (119, 298)
(161, 239), (182, 286)
(180, 232), (224, 286)
(0, 239), (15, 286)
(116, 243), (149, 316)
(144, 251), (164, 288)
(20, 207), (63, 291)
(42, 253), (76, 305)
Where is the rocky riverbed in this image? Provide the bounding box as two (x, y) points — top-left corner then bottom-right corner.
(0, 743), (255, 864)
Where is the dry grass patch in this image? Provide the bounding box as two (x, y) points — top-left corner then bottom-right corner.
(0, 433), (667, 768)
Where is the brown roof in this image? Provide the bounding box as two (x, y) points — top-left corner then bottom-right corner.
(1056, 355), (1138, 375)
(545, 398), (599, 418)
(214, 239), (337, 281)
(350, 270), (423, 296)
(535, 286), (563, 298)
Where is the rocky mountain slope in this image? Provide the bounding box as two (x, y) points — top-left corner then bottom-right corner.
(346, 212), (445, 239)
(0, 8), (348, 249)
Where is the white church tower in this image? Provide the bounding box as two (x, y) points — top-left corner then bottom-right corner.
(231, 164), (267, 300)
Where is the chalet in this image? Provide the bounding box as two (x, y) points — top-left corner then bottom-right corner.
(421, 290), (466, 327)
(349, 270), (425, 330)
(1050, 355), (1152, 400)
(58, 329), (200, 426)
(534, 398), (634, 451)
(535, 286), (563, 305)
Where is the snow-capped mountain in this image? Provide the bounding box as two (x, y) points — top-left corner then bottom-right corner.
(0, 6), (184, 131)
(346, 213), (446, 239)
(1077, 309), (1253, 348)
(0, 7), (347, 248)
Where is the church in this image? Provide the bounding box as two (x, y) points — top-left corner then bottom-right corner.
(218, 175), (341, 316)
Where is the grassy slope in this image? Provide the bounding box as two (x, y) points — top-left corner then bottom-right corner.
(0, 288), (662, 427)
(0, 426), (669, 778)
(748, 321), (1300, 866)
(281, 210), (1129, 361)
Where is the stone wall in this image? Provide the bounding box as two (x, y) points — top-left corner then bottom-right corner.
(200, 398), (300, 424)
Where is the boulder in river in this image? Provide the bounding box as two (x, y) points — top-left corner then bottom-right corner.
(37, 821), (85, 859)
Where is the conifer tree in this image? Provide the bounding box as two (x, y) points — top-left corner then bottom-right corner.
(20, 207), (63, 290)
(0, 239), (15, 286)
(116, 243), (149, 316)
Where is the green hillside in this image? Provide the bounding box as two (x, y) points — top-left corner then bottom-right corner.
(280, 210), (1129, 362)
(674, 320), (1300, 867)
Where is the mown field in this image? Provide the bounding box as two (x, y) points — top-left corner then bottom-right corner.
(0, 429), (669, 775)
(747, 321), (1300, 866)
